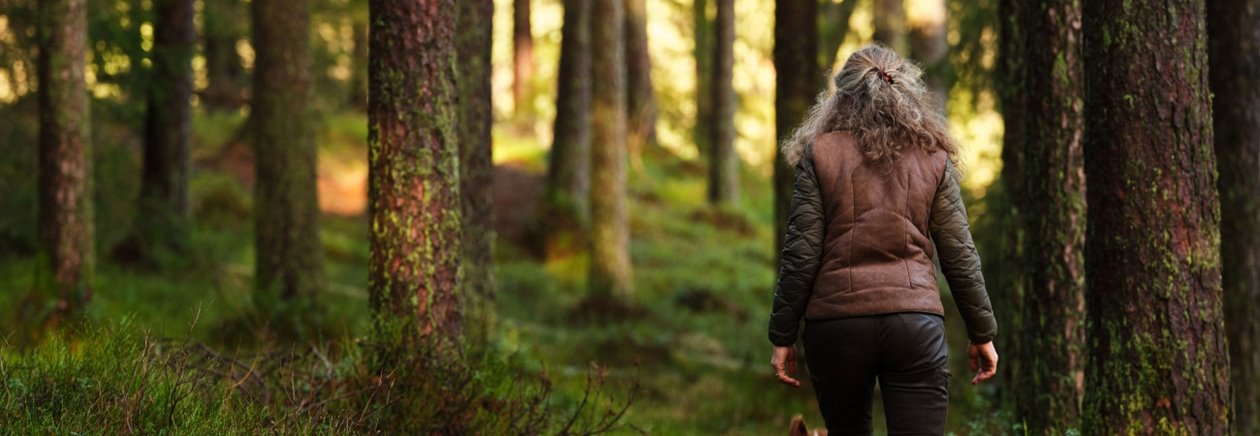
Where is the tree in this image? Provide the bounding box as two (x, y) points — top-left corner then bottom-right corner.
(1082, 0), (1230, 432)
(38, 0), (93, 319)
(693, 0), (713, 156)
(1207, 0), (1260, 432)
(589, 0), (632, 298)
(817, 0), (857, 74)
(706, 0), (737, 205)
(513, 0), (534, 116)
(458, 0), (495, 344)
(543, 0), (593, 259)
(368, 0), (462, 341)
(624, 0), (656, 168)
(1016, 0), (1085, 430)
(906, 0), (948, 114)
(251, 0), (323, 319)
(773, 0), (818, 264)
(135, 0), (195, 260)
(202, 0), (248, 109)
(872, 0), (907, 55)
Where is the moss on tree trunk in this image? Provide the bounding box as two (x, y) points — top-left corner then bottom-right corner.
(589, 0), (632, 298)
(458, 0), (495, 345)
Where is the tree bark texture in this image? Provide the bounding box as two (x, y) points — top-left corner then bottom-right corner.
(513, 0), (534, 114)
(137, 0), (195, 258)
(1015, 0), (1086, 431)
(873, 0), (908, 55)
(589, 0), (632, 298)
(544, 0), (593, 259)
(457, 0), (495, 344)
(624, 0), (656, 166)
(1207, 0), (1260, 432)
(906, 0), (948, 114)
(252, 0), (323, 312)
(38, 0), (93, 316)
(773, 0), (819, 268)
(203, 0), (248, 109)
(706, 0), (738, 205)
(368, 0), (462, 341)
(1082, 0), (1231, 432)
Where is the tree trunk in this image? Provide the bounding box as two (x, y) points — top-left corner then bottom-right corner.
(348, 16), (369, 109)
(1082, 0), (1231, 432)
(1207, 0), (1260, 432)
(773, 0), (818, 267)
(693, 0), (713, 156)
(251, 0), (323, 319)
(706, 0), (737, 205)
(1016, 0), (1086, 430)
(38, 0), (93, 318)
(513, 0), (534, 115)
(202, 0), (247, 109)
(906, 0), (948, 114)
(458, 0), (494, 345)
(624, 0), (656, 168)
(136, 0), (194, 259)
(589, 0), (632, 298)
(817, 0), (857, 75)
(543, 0), (592, 259)
(368, 0), (462, 341)
(872, 0), (907, 55)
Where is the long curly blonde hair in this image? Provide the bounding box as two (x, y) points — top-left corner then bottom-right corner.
(781, 45), (958, 166)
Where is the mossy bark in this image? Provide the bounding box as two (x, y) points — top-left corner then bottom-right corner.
(368, 0), (463, 341)
(202, 0), (248, 109)
(872, 0), (908, 55)
(706, 0), (738, 205)
(1207, 0), (1260, 432)
(136, 0), (195, 259)
(907, 0), (948, 114)
(773, 0), (819, 267)
(1015, 0), (1086, 430)
(251, 0), (323, 317)
(624, 0), (656, 167)
(37, 0), (93, 317)
(458, 0), (495, 345)
(589, 0), (632, 298)
(543, 0), (592, 259)
(1082, 0), (1230, 432)
(513, 0), (534, 116)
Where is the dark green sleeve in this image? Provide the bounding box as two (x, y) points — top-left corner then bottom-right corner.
(930, 159), (997, 343)
(768, 144), (825, 347)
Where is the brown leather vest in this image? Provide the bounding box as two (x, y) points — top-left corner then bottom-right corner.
(805, 131), (949, 320)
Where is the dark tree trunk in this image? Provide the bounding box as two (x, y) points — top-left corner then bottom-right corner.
(589, 0), (632, 298)
(706, 0), (737, 205)
(136, 0), (195, 259)
(458, 0), (495, 344)
(38, 0), (93, 318)
(872, 0), (907, 55)
(773, 0), (818, 266)
(1015, 0), (1086, 430)
(693, 0), (713, 156)
(513, 0), (534, 115)
(251, 0), (323, 318)
(907, 0), (948, 114)
(543, 0), (592, 259)
(624, 0), (656, 168)
(1208, 0), (1260, 432)
(348, 17), (369, 109)
(368, 0), (462, 341)
(817, 0), (857, 75)
(202, 0), (248, 109)
(1082, 0), (1231, 432)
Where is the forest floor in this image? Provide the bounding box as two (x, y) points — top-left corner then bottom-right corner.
(0, 107), (1012, 434)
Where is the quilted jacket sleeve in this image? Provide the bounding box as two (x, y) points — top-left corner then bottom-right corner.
(768, 144), (825, 347)
(930, 159), (998, 344)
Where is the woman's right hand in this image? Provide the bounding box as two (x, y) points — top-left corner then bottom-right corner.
(968, 341), (998, 385)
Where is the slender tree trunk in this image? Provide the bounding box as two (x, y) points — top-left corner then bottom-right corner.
(543, 0), (592, 259)
(368, 0), (462, 341)
(38, 0), (92, 318)
(872, 0), (907, 55)
(1082, 0), (1231, 432)
(906, 0), (948, 114)
(624, 0), (656, 169)
(202, 0), (247, 109)
(513, 0), (534, 116)
(817, 0), (857, 75)
(348, 17), (369, 109)
(1016, 0), (1086, 430)
(458, 0), (494, 345)
(773, 0), (818, 266)
(136, 0), (194, 259)
(706, 0), (737, 205)
(693, 0), (713, 156)
(1208, 0), (1260, 432)
(589, 0), (632, 298)
(252, 0), (323, 318)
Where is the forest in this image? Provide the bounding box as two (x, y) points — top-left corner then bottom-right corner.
(0, 0), (1256, 433)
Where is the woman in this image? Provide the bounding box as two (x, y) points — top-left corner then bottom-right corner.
(767, 45), (999, 435)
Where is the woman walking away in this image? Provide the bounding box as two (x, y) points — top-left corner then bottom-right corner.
(766, 45), (999, 435)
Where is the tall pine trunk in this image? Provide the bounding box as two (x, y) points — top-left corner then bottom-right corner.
(624, 0), (656, 169)
(513, 0), (533, 116)
(693, 0), (713, 157)
(1082, 0), (1231, 432)
(38, 0), (93, 318)
(136, 0), (195, 259)
(706, 0), (737, 205)
(458, 0), (495, 344)
(906, 0), (948, 114)
(589, 0), (632, 298)
(1208, 0), (1260, 432)
(368, 0), (462, 341)
(773, 0), (818, 267)
(251, 0), (323, 318)
(1016, 0), (1086, 430)
(872, 0), (907, 55)
(202, 0), (247, 109)
(543, 0), (592, 259)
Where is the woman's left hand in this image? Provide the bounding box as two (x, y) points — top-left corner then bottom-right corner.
(771, 346), (801, 387)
